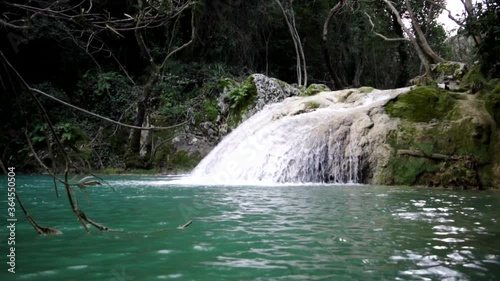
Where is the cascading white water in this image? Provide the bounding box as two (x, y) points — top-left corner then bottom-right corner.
(188, 87), (411, 185)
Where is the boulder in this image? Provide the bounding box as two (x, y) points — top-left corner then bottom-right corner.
(432, 61), (467, 90)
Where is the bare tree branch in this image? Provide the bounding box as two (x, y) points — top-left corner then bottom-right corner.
(0, 18), (29, 29)
(365, 12), (410, 42)
(382, 0), (432, 77)
(160, 6), (196, 69)
(424, 0), (465, 27)
(321, 0), (348, 89)
(274, 0), (307, 86)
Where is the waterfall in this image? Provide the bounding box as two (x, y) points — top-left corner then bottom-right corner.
(188, 87), (411, 185)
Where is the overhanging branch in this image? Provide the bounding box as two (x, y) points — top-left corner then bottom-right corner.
(0, 50), (185, 131)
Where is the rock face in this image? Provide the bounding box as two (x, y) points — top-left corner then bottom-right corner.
(432, 61), (467, 91)
(380, 86), (497, 188)
(242, 74), (301, 121)
(159, 72), (499, 188)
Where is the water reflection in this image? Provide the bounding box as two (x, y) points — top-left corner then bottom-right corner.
(6, 176), (500, 281)
(387, 191), (500, 280)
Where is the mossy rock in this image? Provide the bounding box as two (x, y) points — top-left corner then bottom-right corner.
(383, 114), (493, 188)
(461, 64), (486, 93)
(385, 86), (456, 122)
(167, 150), (202, 171)
(434, 61), (462, 77)
(300, 84), (330, 97)
(483, 82), (500, 127)
(432, 160), (480, 189)
(358, 87), (375, 93)
(392, 156), (438, 185)
(409, 75), (437, 87)
(304, 101), (321, 110)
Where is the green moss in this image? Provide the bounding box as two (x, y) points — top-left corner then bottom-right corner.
(435, 61), (460, 76)
(483, 82), (500, 127)
(168, 150), (202, 171)
(409, 120), (490, 163)
(411, 75), (438, 87)
(447, 120), (491, 164)
(358, 87), (375, 93)
(300, 84), (330, 97)
(462, 65), (486, 92)
(392, 156), (437, 185)
(383, 81), (498, 188)
(448, 93), (467, 100)
(385, 86), (456, 122)
(384, 112), (494, 188)
(304, 101), (321, 109)
(434, 161), (479, 189)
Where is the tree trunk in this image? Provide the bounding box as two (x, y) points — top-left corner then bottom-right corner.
(322, 0), (346, 89)
(463, 0), (482, 45)
(290, 12), (307, 86)
(392, 14), (410, 87)
(125, 74), (158, 168)
(352, 14), (365, 88)
(274, 0), (307, 86)
(125, 4), (195, 168)
(405, 0), (444, 64)
(383, 0), (432, 78)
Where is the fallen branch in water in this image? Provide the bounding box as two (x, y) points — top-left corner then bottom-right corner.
(177, 220), (193, 229)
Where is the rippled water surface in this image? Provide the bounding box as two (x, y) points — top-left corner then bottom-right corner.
(1, 176), (499, 280)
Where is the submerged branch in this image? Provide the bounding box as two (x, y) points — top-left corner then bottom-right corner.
(177, 220), (193, 229)
(0, 157), (62, 235)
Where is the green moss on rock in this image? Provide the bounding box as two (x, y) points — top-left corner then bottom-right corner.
(483, 82), (500, 127)
(433, 161), (480, 189)
(382, 109), (494, 188)
(300, 84), (330, 96)
(435, 61), (460, 76)
(462, 65), (486, 92)
(392, 156), (438, 185)
(358, 87), (375, 93)
(386, 86), (456, 122)
(304, 101), (321, 110)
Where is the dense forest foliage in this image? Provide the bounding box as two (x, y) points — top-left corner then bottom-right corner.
(0, 0), (498, 173)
